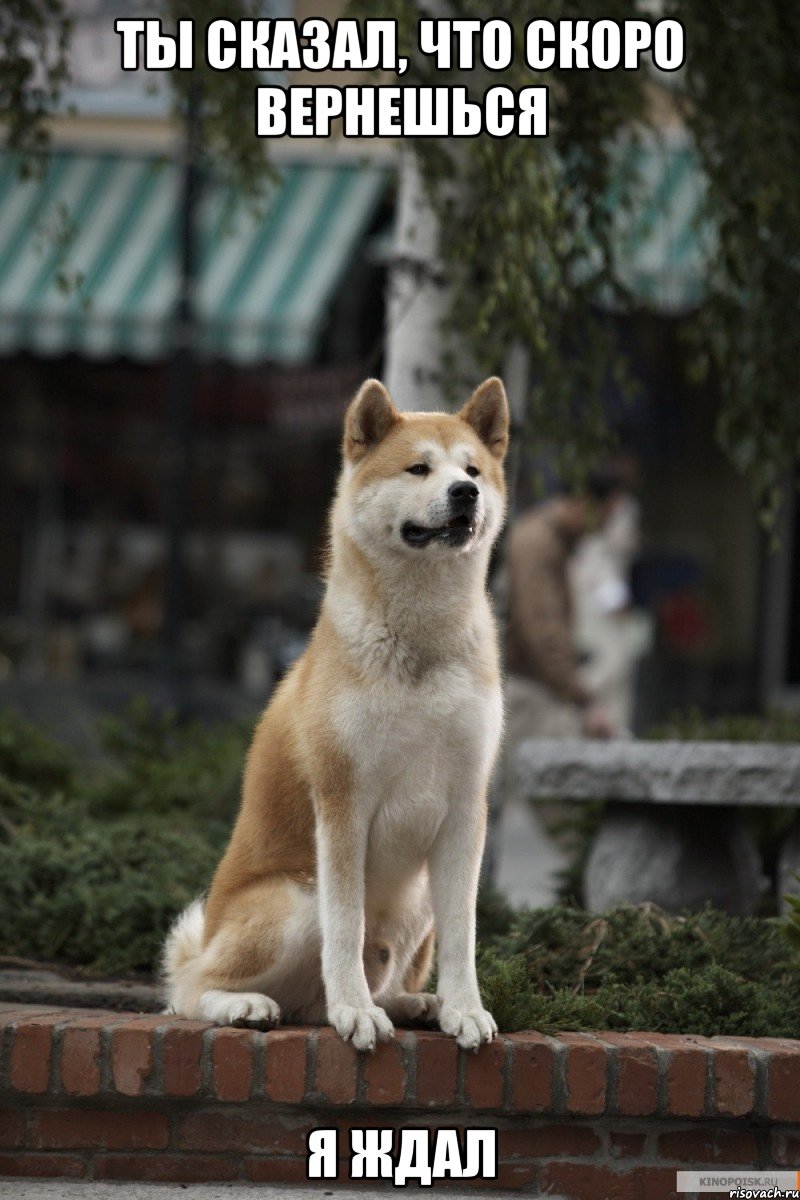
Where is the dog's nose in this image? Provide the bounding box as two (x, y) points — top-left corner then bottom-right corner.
(448, 480), (479, 508)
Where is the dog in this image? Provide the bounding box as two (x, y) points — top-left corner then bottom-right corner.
(163, 376), (509, 1051)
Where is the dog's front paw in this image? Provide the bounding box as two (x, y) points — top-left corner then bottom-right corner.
(329, 1003), (394, 1051)
(438, 1002), (497, 1050)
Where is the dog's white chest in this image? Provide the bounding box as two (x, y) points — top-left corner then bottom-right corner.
(333, 662), (501, 886)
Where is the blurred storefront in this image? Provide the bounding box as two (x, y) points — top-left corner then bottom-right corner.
(0, 0), (786, 726)
(0, 149), (391, 688)
(0, 0), (394, 701)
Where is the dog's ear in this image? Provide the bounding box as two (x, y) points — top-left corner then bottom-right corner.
(344, 379), (400, 462)
(459, 377), (509, 460)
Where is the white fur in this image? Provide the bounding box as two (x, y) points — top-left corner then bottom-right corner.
(163, 398), (506, 1051)
(314, 431), (504, 1049)
(199, 989), (280, 1027)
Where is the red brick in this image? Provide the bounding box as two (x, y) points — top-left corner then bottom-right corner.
(0, 1107), (25, 1148)
(111, 1024), (155, 1096)
(211, 1027), (254, 1101)
(462, 1036), (505, 1110)
(335, 1117), (396, 1144)
(315, 1028), (358, 1104)
(713, 1047), (755, 1117)
(491, 1162), (539, 1190)
(771, 1130), (800, 1167)
(161, 1022), (207, 1097)
(31, 1109), (169, 1151)
(177, 1111), (311, 1155)
(0, 1152), (86, 1178)
(95, 1154), (239, 1183)
(244, 1156), (310, 1184)
(609, 1131), (647, 1159)
(542, 1163), (677, 1200)
(657, 1128), (758, 1165)
(769, 1048), (800, 1122)
(363, 1035), (407, 1105)
(711, 1035), (786, 1052)
(500, 1124), (601, 1159)
(263, 1028), (308, 1103)
(415, 1031), (458, 1106)
(424, 1161), (537, 1190)
(541, 1162), (638, 1200)
(507, 1033), (555, 1114)
(562, 1033), (606, 1116)
(603, 1034), (658, 1116)
(635, 1031), (711, 1119)
(640, 1165), (683, 1200)
(60, 1026), (103, 1097)
(9, 1016), (62, 1093)
(666, 1045), (708, 1117)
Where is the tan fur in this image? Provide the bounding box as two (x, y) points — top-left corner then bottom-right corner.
(403, 928), (436, 993)
(164, 377), (509, 1050)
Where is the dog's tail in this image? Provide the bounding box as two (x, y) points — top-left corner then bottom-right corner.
(161, 898), (206, 1015)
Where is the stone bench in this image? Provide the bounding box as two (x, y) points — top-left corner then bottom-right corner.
(516, 740), (800, 914)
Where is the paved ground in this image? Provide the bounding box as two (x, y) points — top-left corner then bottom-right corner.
(0, 1183), (541, 1199)
(493, 796), (566, 909)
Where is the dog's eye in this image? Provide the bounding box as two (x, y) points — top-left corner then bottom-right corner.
(406, 463), (430, 476)
(466, 465), (480, 478)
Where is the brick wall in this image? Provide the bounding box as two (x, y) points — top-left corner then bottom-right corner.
(1, 1004), (799, 1197)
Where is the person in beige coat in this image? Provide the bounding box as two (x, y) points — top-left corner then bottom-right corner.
(504, 476), (626, 743)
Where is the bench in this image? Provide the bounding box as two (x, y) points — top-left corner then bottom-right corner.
(515, 739), (800, 914)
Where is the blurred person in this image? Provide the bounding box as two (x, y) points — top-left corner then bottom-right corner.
(503, 468), (627, 744)
(570, 489), (653, 732)
(488, 469), (629, 907)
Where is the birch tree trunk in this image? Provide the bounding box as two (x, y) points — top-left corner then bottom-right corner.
(383, 150), (453, 412)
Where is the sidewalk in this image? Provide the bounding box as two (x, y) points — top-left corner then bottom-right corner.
(493, 796), (566, 909)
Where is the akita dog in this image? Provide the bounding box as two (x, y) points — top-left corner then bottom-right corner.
(163, 376), (509, 1051)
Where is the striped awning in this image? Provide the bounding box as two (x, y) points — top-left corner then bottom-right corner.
(0, 152), (388, 363)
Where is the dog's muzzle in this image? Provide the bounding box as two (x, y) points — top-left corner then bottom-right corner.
(401, 482), (480, 548)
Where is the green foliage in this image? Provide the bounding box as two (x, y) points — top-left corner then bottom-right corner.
(0, 702), (247, 974)
(671, 0), (800, 528)
(0, 707), (74, 791)
(649, 706), (800, 744)
(492, 903), (795, 990)
(368, 0), (646, 483)
(0, 804), (223, 975)
(785, 874), (800, 955)
(354, 0), (800, 514)
(0, 0), (71, 162)
(90, 696), (247, 820)
(477, 902), (800, 1037)
(475, 881), (517, 941)
(161, 0), (278, 198)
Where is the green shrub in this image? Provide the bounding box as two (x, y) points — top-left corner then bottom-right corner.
(89, 697), (248, 820)
(0, 701), (246, 975)
(475, 903), (800, 1037)
(0, 707), (74, 791)
(0, 811), (226, 974)
(2, 704), (800, 1038)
